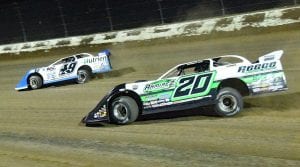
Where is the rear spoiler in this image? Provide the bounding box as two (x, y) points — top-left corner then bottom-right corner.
(98, 49), (111, 57)
(258, 50), (283, 63)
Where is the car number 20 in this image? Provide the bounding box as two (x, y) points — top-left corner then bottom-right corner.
(172, 73), (214, 101)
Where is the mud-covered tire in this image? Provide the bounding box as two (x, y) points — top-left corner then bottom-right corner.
(29, 75), (43, 90)
(110, 96), (139, 125)
(214, 87), (243, 117)
(77, 69), (90, 84)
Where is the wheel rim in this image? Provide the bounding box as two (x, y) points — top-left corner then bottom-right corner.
(113, 103), (128, 121)
(30, 79), (38, 88)
(78, 72), (86, 82)
(218, 95), (237, 113)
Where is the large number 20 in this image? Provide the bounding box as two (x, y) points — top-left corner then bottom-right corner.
(173, 73), (213, 99)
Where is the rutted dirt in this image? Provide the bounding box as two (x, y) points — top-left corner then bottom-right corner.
(0, 28), (299, 166)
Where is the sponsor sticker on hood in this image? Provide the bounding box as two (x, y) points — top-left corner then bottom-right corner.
(144, 79), (175, 93)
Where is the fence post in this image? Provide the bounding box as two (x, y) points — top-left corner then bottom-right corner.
(219, 0), (225, 15)
(105, 0), (113, 31)
(157, 0), (165, 24)
(294, 0), (297, 5)
(13, 2), (27, 42)
(55, 0), (68, 37)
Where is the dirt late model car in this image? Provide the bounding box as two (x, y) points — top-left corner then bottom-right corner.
(15, 50), (112, 90)
(82, 50), (287, 125)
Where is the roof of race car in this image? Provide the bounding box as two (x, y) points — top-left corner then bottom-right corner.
(158, 55), (250, 80)
(177, 55), (250, 69)
(176, 55), (250, 67)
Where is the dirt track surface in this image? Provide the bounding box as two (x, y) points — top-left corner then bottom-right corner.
(0, 29), (300, 166)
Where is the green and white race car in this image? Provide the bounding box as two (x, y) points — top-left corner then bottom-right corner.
(82, 50), (287, 125)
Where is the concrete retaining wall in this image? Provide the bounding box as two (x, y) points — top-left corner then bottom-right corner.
(1, 6), (299, 55)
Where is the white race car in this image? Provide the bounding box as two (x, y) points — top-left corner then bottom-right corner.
(15, 50), (112, 90)
(82, 50), (288, 125)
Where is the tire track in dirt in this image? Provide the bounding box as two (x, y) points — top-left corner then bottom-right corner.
(1, 27), (300, 166)
(1, 131), (298, 167)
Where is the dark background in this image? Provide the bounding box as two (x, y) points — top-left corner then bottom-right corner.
(0, 0), (298, 44)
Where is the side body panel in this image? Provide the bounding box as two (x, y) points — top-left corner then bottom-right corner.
(212, 50), (287, 95)
(83, 50), (288, 125)
(41, 52), (111, 84)
(125, 71), (219, 114)
(124, 50), (287, 115)
(83, 52), (112, 74)
(15, 51), (112, 90)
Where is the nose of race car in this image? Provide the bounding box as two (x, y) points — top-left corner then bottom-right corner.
(15, 70), (33, 90)
(82, 94), (111, 125)
(83, 107), (110, 125)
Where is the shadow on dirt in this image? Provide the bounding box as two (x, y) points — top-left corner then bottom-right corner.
(95, 67), (136, 79)
(17, 80), (77, 91)
(244, 92), (300, 111)
(81, 107), (218, 128)
(137, 106), (218, 123)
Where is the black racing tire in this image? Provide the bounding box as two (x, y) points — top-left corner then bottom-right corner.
(77, 69), (91, 84)
(214, 87), (243, 117)
(29, 75), (43, 90)
(110, 96), (139, 125)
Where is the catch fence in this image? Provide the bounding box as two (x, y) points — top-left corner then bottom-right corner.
(0, 0), (298, 44)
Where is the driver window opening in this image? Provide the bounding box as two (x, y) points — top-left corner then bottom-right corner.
(159, 60), (211, 80)
(53, 56), (75, 65)
(194, 61), (210, 73)
(213, 57), (242, 67)
(178, 60), (210, 76)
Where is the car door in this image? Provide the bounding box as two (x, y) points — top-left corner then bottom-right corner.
(141, 62), (216, 110)
(47, 56), (77, 81)
(57, 56), (78, 79)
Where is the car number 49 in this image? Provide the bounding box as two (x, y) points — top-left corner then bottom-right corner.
(60, 62), (77, 75)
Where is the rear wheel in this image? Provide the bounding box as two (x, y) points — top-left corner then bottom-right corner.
(29, 75), (42, 90)
(110, 96), (139, 125)
(77, 69), (90, 84)
(214, 87), (243, 117)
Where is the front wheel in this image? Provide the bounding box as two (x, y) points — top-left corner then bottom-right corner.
(214, 87), (243, 117)
(77, 69), (91, 84)
(110, 96), (139, 125)
(29, 75), (43, 90)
